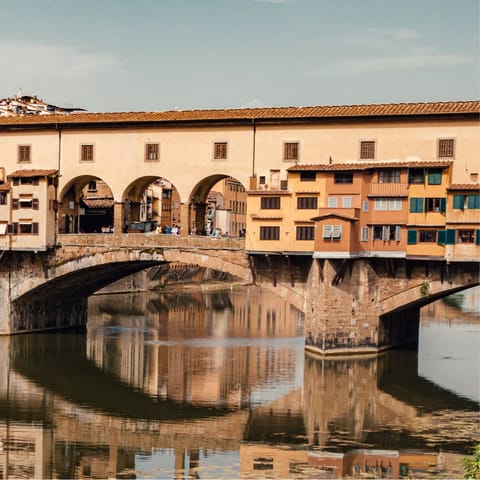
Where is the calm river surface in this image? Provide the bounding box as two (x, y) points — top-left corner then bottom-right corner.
(0, 285), (478, 479)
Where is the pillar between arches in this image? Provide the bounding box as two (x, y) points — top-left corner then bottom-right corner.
(113, 202), (125, 235)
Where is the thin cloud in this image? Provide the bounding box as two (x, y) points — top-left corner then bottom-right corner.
(0, 41), (125, 82)
(336, 53), (474, 74)
(344, 27), (422, 47)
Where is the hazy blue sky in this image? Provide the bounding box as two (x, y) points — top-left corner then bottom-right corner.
(1, 0), (478, 112)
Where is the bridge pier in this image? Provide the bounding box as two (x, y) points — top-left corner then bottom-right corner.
(305, 258), (421, 356)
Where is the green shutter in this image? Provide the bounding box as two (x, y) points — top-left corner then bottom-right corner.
(476, 230), (480, 246)
(437, 230), (446, 245)
(428, 169), (442, 185)
(410, 198), (424, 213)
(453, 195), (465, 209)
(407, 230), (417, 244)
(467, 194), (480, 209)
(440, 197), (446, 213)
(445, 229), (456, 245)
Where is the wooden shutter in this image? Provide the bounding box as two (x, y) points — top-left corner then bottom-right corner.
(407, 230), (417, 245)
(32, 223), (39, 235)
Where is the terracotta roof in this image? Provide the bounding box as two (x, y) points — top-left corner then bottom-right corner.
(447, 183), (480, 191)
(0, 182), (10, 191)
(288, 160), (453, 172)
(0, 101), (478, 127)
(82, 198), (114, 208)
(8, 169), (58, 177)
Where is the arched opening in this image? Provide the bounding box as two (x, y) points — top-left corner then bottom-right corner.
(122, 176), (181, 234)
(189, 175), (247, 237)
(58, 176), (114, 233)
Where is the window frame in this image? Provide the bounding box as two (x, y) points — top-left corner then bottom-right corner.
(419, 230), (437, 243)
(260, 196), (281, 209)
(297, 196), (318, 209)
(145, 143), (160, 162)
(300, 171), (316, 182)
(259, 225), (280, 240)
(213, 141), (228, 160)
(296, 225), (314, 240)
(17, 144), (31, 163)
(438, 138), (455, 159)
(458, 229), (475, 243)
(80, 144), (95, 162)
(359, 140), (376, 160)
(378, 169), (400, 183)
(284, 142), (299, 162)
(334, 173), (353, 184)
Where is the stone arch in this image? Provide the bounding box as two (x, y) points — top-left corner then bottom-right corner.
(121, 175), (182, 233)
(58, 175), (115, 233)
(188, 174), (247, 237)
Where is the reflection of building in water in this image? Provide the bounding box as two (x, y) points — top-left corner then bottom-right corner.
(303, 355), (417, 448)
(0, 423), (53, 479)
(87, 287), (303, 407)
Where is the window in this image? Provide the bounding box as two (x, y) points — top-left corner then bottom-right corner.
(253, 458), (274, 471)
(419, 230), (437, 242)
(379, 169), (400, 183)
(362, 200), (369, 212)
(18, 222), (39, 235)
(327, 197), (338, 208)
(334, 173), (353, 184)
(81, 144), (94, 162)
(300, 171), (316, 182)
(284, 142), (299, 162)
(438, 138), (455, 158)
(410, 197), (424, 213)
(467, 194), (480, 209)
(342, 196), (352, 208)
(453, 194), (465, 210)
(259, 176), (266, 185)
(375, 198), (402, 211)
(360, 140), (375, 160)
(297, 197), (318, 209)
(425, 197), (446, 213)
(18, 145), (31, 163)
(361, 226), (369, 241)
(0, 192), (7, 205)
(458, 229), (474, 243)
(373, 225), (400, 241)
(19, 197), (38, 209)
(322, 224), (342, 239)
(87, 181), (97, 192)
(427, 168), (442, 185)
(296, 225), (314, 240)
(408, 168), (425, 184)
(261, 197), (280, 209)
(214, 142), (227, 160)
(260, 226), (279, 240)
(408, 230), (417, 244)
(145, 143), (159, 161)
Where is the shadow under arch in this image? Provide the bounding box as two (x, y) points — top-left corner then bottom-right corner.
(58, 174), (115, 234)
(6, 331), (233, 421)
(188, 174), (247, 236)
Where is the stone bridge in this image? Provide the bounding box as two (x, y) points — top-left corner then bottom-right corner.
(0, 233), (478, 356)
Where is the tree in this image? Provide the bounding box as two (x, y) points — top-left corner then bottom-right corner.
(462, 444), (480, 479)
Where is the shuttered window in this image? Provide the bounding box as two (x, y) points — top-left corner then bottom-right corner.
(214, 142), (228, 160)
(410, 198), (424, 213)
(438, 138), (455, 158)
(259, 226), (279, 240)
(81, 144), (94, 162)
(18, 145), (31, 163)
(296, 226), (314, 240)
(284, 142), (299, 162)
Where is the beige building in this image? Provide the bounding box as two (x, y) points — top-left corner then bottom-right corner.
(0, 101), (478, 258)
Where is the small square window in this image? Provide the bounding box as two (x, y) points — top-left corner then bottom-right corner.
(214, 142), (228, 160)
(360, 141), (375, 160)
(438, 138), (455, 158)
(81, 144), (94, 162)
(300, 171), (316, 182)
(18, 145), (31, 163)
(146, 143), (159, 161)
(284, 142), (299, 162)
(334, 173), (353, 184)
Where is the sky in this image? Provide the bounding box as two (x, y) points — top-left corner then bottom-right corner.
(0, 0), (478, 113)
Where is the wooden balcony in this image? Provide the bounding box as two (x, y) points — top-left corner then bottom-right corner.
(368, 183), (408, 197)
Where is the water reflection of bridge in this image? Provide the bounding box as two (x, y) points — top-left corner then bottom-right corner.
(1, 325), (478, 478)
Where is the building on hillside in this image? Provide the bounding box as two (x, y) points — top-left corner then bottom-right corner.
(0, 90), (84, 116)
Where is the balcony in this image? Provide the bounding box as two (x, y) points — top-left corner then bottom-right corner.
(368, 183), (408, 197)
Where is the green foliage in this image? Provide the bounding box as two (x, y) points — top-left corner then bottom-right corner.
(420, 281), (430, 297)
(462, 444), (480, 479)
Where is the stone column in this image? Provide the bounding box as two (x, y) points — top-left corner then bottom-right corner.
(179, 203), (191, 236)
(0, 273), (12, 334)
(113, 202), (125, 235)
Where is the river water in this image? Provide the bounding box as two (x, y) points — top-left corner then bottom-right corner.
(0, 285), (478, 479)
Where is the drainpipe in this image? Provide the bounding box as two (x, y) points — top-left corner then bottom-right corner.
(251, 118), (256, 177)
